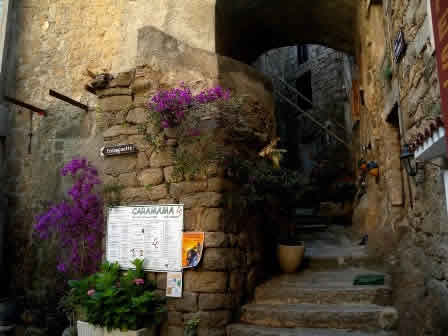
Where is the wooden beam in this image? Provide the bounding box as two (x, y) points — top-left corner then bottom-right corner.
(49, 89), (89, 112)
(4, 96), (47, 116)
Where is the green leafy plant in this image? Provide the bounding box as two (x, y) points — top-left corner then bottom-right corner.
(184, 315), (200, 336)
(67, 259), (166, 331)
(382, 58), (393, 82)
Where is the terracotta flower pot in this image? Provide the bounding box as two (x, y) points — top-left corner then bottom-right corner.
(277, 243), (305, 273)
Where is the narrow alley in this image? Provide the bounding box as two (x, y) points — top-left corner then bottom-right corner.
(0, 1), (447, 336)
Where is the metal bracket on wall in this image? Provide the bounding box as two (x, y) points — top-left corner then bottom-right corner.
(49, 89), (88, 112)
(4, 96), (47, 116)
(4, 96), (47, 154)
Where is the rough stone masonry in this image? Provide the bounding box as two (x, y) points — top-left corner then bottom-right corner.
(96, 27), (276, 336)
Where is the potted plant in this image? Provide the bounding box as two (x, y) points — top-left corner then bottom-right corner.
(67, 259), (165, 336)
(225, 147), (307, 274)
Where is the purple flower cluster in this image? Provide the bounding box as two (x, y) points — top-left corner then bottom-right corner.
(34, 158), (104, 277)
(194, 86), (231, 104)
(148, 84), (231, 129)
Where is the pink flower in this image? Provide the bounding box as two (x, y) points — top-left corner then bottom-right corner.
(87, 289), (95, 296)
(134, 278), (144, 286)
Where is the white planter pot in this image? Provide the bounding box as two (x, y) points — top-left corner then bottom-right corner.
(77, 321), (104, 336)
(104, 327), (155, 336)
(77, 321), (155, 336)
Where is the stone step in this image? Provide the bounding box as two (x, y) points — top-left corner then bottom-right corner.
(261, 268), (389, 284)
(304, 246), (380, 270)
(240, 303), (398, 331)
(227, 324), (398, 336)
(255, 268), (391, 305)
(255, 285), (392, 305)
(296, 224), (328, 231)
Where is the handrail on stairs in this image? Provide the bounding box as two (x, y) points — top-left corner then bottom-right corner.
(275, 90), (350, 148)
(272, 75), (347, 132)
(261, 51), (350, 147)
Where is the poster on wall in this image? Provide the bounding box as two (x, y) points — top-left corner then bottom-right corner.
(106, 205), (184, 272)
(166, 272), (183, 298)
(182, 232), (205, 268)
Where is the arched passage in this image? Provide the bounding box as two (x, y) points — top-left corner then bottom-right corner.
(215, 0), (357, 63)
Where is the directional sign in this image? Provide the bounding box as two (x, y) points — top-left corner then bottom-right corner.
(100, 144), (138, 157)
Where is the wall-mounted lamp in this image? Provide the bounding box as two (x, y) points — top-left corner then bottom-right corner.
(400, 144), (417, 177)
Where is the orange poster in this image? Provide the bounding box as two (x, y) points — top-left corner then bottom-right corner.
(182, 232), (204, 268)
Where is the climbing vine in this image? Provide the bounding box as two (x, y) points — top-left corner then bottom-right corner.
(139, 84), (244, 179)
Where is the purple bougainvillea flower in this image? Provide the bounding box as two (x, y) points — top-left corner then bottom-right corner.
(57, 263), (67, 273)
(34, 157), (104, 277)
(161, 120), (171, 129)
(147, 85), (232, 129)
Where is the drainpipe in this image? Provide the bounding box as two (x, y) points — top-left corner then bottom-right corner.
(0, 0), (15, 296)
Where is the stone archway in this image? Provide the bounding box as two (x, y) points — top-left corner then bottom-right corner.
(215, 0), (357, 63)
(123, 0), (357, 68)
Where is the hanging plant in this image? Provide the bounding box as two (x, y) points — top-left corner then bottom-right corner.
(140, 84), (243, 179)
(382, 57), (393, 82)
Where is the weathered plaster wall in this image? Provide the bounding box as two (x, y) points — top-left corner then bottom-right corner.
(353, 0), (448, 335)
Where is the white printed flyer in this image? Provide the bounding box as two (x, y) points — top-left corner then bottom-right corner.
(106, 205), (184, 272)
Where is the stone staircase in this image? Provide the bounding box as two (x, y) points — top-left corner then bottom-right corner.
(227, 228), (398, 336)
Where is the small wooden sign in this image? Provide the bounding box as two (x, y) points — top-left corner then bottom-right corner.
(393, 30), (406, 63)
(101, 144), (138, 157)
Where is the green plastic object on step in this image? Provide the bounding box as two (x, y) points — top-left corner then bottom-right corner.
(353, 274), (385, 286)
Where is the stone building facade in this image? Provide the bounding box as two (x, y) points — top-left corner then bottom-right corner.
(253, 45), (352, 172)
(2, 0), (448, 335)
(353, 1), (448, 335)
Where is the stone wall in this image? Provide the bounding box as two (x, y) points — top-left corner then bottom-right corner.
(95, 28), (276, 335)
(353, 0), (448, 335)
